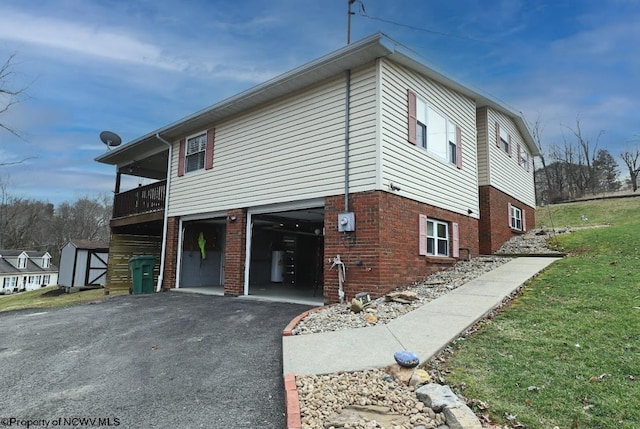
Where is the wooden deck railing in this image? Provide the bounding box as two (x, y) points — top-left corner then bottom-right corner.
(113, 180), (166, 219)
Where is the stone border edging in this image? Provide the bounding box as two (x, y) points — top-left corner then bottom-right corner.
(282, 306), (323, 336)
(283, 307), (323, 428)
(284, 373), (301, 429)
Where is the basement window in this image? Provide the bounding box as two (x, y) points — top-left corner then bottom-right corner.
(510, 205), (523, 231)
(427, 218), (449, 257)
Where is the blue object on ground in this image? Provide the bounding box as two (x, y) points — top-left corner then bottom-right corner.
(394, 350), (419, 368)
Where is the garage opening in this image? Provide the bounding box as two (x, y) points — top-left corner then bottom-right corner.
(249, 207), (324, 304)
(180, 219), (226, 293)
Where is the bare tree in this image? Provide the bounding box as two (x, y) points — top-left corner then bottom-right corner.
(564, 116), (603, 195)
(0, 54), (27, 139)
(621, 149), (640, 192)
(530, 115), (554, 204)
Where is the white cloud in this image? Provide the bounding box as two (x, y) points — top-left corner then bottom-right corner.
(0, 9), (184, 71)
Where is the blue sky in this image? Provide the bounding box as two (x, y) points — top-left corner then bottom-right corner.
(0, 0), (638, 204)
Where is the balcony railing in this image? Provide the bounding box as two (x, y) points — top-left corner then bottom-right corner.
(113, 180), (166, 219)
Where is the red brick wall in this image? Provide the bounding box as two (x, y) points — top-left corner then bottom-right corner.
(162, 216), (180, 290)
(223, 209), (247, 296)
(478, 185), (536, 254)
(323, 191), (479, 304)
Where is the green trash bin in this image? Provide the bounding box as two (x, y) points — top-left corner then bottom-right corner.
(129, 255), (156, 294)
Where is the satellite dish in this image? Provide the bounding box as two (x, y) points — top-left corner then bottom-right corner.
(100, 131), (122, 150)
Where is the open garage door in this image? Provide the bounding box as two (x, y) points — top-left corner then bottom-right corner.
(248, 207), (324, 305)
(180, 218), (226, 292)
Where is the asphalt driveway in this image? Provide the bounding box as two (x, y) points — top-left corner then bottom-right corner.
(0, 292), (311, 428)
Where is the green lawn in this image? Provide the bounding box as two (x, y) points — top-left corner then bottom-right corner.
(0, 286), (127, 313)
(439, 197), (640, 428)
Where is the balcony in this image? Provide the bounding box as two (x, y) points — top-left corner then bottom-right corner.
(112, 180), (166, 226)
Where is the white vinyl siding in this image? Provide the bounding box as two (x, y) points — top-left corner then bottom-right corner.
(476, 107), (489, 185)
(380, 59), (479, 217)
(486, 108), (536, 208)
(168, 64), (378, 217)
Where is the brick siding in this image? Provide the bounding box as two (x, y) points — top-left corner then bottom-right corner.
(223, 209), (247, 296)
(323, 191), (479, 304)
(478, 185), (536, 254)
(161, 216), (180, 290)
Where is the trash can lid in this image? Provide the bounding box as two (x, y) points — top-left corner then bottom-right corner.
(129, 255), (156, 262)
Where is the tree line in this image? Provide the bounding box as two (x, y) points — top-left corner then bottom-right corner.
(0, 182), (111, 264)
(533, 118), (640, 204)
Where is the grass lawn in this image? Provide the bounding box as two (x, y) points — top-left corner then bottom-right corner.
(439, 197), (640, 428)
(0, 286), (128, 313)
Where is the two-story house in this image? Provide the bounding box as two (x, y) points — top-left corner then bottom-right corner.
(0, 250), (59, 294)
(96, 33), (538, 304)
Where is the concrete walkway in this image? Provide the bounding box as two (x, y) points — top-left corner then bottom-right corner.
(282, 257), (560, 375)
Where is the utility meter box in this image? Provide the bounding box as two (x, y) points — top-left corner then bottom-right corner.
(338, 212), (355, 232)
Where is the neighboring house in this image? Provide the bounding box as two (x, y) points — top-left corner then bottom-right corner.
(58, 240), (109, 290)
(95, 33), (538, 304)
(0, 250), (59, 294)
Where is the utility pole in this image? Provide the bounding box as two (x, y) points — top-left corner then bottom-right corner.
(347, 0), (356, 44)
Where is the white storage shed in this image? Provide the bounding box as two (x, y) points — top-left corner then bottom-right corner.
(58, 240), (109, 288)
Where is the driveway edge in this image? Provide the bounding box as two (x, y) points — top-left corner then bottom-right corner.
(282, 306), (323, 336)
(284, 373), (301, 429)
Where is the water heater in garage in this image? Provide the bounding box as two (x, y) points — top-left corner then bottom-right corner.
(270, 250), (284, 282)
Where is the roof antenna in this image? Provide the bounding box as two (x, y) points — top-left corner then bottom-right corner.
(347, 0), (356, 44)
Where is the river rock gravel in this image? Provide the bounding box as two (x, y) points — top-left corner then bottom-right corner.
(293, 256), (511, 335)
(294, 229), (562, 429)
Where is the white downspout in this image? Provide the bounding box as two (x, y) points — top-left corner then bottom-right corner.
(155, 133), (173, 292)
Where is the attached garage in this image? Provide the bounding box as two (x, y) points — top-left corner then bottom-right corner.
(179, 218), (226, 292)
(245, 201), (325, 304)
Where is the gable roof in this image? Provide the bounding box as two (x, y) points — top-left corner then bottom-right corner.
(0, 250), (58, 275)
(65, 240), (110, 251)
(96, 32), (538, 172)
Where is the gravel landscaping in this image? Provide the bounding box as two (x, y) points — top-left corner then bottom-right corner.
(293, 228), (562, 429)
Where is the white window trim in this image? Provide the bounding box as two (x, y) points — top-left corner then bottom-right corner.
(427, 218), (449, 257)
(415, 98), (458, 166)
(185, 131), (207, 174)
(519, 150), (529, 170)
(17, 256), (27, 269)
(510, 205), (523, 231)
(499, 128), (510, 155)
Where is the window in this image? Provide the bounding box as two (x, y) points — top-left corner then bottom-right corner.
(427, 219), (449, 257)
(43, 275), (50, 285)
(3, 277), (17, 289)
(519, 149), (529, 171)
(510, 205), (523, 231)
(499, 127), (510, 155)
(414, 97), (459, 166)
(17, 256), (26, 269)
(185, 133), (207, 173)
(42, 255), (50, 268)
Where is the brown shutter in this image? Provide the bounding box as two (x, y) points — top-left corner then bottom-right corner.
(523, 209), (527, 231)
(452, 222), (460, 258)
(178, 138), (186, 177)
(517, 143), (521, 165)
(495, 122), (501, 148)
(205, 128), (215, 170)
(418, 214), (427, 256)
(407, 89), (417, 145)
(456, 125), (462, 169)
(508, 134), (512, 157)
(508, 202), (513, 227)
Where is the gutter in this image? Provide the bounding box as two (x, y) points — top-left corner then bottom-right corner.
(155, 133), (173, 292)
